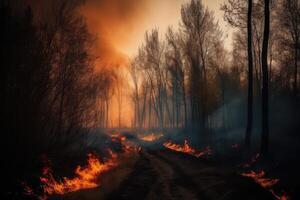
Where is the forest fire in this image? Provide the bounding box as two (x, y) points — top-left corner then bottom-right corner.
(111, 132), (126, 142)
(5, 0), (299, 199)
(241, 170), (288, 200)
(241, 170), (279, 188)
(111, 132), (141, 153)
(139, 133), (163, 142)
(40, 153), (118, 195)
(163, 140), (211, 158)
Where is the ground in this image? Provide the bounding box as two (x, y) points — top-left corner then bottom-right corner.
(48, 133), (277, 200)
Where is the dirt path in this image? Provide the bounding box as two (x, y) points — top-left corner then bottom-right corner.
(107, 148), (276, 200)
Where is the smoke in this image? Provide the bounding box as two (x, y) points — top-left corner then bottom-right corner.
(79, 0), (183, 69)
(78, 0), (150, 68)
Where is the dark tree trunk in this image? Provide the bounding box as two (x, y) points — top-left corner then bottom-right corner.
(294, 41), (298, 98)
(245, 0), (253, 148)
(261, 0), (270, 157)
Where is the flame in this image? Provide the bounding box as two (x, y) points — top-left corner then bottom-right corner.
(163, 140), (211, 158)
(22, 133), (141, 199)
(241, 170), (279, 188)
(40, 153), (118, 195)
(139, 133), (163, 142)
(111, 132), (141, 153)
(241, 170), (288, 200)
(111, 132), (126, 142)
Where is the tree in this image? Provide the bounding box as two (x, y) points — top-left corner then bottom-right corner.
(278, 0), (300, 98)
(261, 0), (270, 156)
(181, 0), (217, 132)
(165, 27), (187, 127)
(245, 0), (254, 148)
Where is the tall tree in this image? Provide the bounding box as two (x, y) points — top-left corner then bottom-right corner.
(280, 0), (300, 98)
(261, 0), (270, 156)
(181, 0), (217, 132)
(245, 0), (254, 148)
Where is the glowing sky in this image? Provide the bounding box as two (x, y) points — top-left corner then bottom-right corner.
(118, 0), (234, 56)
(80, 0), (233, 62)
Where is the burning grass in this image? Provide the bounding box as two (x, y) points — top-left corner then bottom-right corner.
(40, 152), (118, 195)
(139, 133), (163, 142)
(21, 132), (141, 199)
(241, 170), (279, 188)
(111, 132), (141, 153)
(241, 170), (288, 200)
(163, 140), (211, 158)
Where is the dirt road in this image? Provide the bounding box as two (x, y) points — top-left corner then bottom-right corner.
(106, 147), (276, 200)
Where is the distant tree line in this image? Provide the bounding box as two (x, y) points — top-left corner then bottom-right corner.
(130, 0), (243, 135)
(130, 0), (299, 151)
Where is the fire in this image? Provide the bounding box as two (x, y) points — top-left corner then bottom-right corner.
(163, 140), (211, 158)
(241, 170), (278, 188)
(111, 132), (141, 153)
(139, 133), (163, 142)
(111, 132), (126, 142)
(40, 153), (118, 195)
(241, 170), (288, 200)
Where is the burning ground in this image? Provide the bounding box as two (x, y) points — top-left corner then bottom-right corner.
(18, 130), (290, 200)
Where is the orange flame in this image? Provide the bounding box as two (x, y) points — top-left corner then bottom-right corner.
(111, 132), (141, 153)
(163, 140), (211, 158)
(241, 170), (288, 200)
(241, 170), (279, 188)
(140, 133), (163, 142)
(111, 132), (126, 142)
(40, 153), (118, 195)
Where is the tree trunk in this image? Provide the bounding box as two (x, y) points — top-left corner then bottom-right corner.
(261, 0), (270, 157)
(294, 41), (298, 98)
(245, 0), (253, 148)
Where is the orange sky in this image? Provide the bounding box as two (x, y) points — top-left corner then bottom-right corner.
(80, 0), (233, 61)
(79, 0), (233, 127)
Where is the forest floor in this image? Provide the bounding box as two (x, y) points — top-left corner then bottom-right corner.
(48, 131), (279, 200)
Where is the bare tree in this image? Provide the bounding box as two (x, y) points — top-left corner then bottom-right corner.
(278, 0), (300, 98)
(261, 0), (270, 156)
(245, 0), (254, 148)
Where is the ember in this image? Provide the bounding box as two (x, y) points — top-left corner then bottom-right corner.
(40, 153), (118, 195)
(163, 140), (211, 158)
(139, 133), (163, 142)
